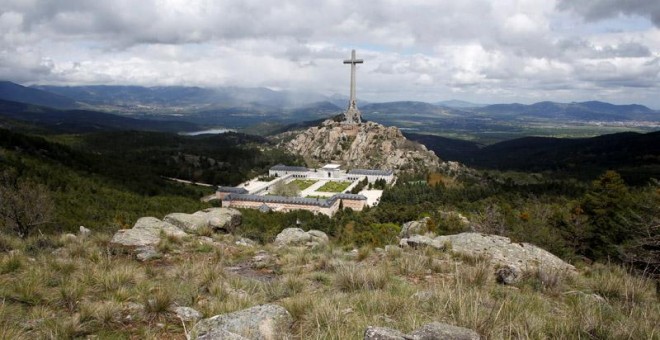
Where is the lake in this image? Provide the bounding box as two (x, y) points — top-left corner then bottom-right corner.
(179, 128), (235, 136)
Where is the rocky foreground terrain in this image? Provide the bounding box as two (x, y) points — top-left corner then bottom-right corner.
(0, 209), (657, 339)
(282, 120), (441, 172)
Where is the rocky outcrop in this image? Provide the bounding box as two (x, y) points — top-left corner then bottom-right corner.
(191, 304), (292, 340)
(111, 217), (186, 248)
(400, 232), (575, 272)
(283, 120), (440, 172)
(110, 217), (187, 261)
(273, 228), (329, 247)
(364, 322), (480, 340)
(400, 217), (431, 238)
(164, 208), (241, 233)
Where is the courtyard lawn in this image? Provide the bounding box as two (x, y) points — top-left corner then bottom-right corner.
(291, 179), (318, 190)
(317, 181), (351, 192)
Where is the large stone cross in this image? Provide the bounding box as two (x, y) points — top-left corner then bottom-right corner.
(343, 49), (363, 124)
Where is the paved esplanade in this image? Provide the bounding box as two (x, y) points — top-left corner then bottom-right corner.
(343, 49), (363, 124)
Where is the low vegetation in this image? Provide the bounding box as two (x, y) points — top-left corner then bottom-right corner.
(290, 179), (318, 190)
(0, 232), (656, 338)
(317, 181), (351, 193)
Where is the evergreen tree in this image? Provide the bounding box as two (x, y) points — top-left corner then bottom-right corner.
(581, 171), (637, 261)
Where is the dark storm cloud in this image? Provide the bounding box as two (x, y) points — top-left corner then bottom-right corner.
(557, 0), (660, 27)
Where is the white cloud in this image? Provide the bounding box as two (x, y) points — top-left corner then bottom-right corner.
(0, 0), (659, 107)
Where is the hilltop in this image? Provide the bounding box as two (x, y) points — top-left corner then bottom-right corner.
(281, 119), (441, 172)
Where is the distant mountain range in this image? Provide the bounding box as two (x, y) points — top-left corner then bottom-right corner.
(0, 99), (198, 133)
(0, 81), (80, 109)
(1, 81), (659, 136)
(1, 79), (658, 184)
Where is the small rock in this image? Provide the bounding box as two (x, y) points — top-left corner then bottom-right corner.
(62, 233), (77, 242)
(236, 237), (256, 247)
(408, 322), (480, 340)
(496, 265), (522, 285)
(173, 306), (203, 322)
(79, 226), (91, 237)
(412, 290), (434, 302)
(199, 236), (214, 243)
(252, 251), (274, 268)
(135, 246), (160, 261)
(364, 326), (406, 340)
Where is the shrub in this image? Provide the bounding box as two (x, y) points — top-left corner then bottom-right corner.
(334, 264), (390, 292)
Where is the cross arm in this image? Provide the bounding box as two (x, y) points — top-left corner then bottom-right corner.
(344, 59), (364, 64)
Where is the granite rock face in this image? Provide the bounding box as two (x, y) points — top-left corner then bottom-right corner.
(191, 304), (292, 340)
(110, 217), (186, 248)
(283, 120), (440, 172)
(164, 208), (242, 233)
(110, 217), (187, 261)
(164, 213), (209, 233)
(204, 208), (242, 233)
(400, 232), (575, 272)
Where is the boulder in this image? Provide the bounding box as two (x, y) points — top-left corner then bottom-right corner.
(495, 265), (522, 285)
(191, 304), (292, 340)
(203, 208), (242, 233)
(408, 322), (480, 340)
(135, 246), (160, 261)
(400, 217), (431, 238)
(273, 228), (328, 247)
(402, 232), (574, 273)
(110, 217), (186, 254)
(162, 208), (242, 234)
(364, 326), (406, 340)
(164, 213), (209, 233)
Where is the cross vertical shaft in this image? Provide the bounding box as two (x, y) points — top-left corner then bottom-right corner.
(343, 49), (364, 124)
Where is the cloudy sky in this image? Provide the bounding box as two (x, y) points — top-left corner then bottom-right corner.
(1, 0), (659, 107)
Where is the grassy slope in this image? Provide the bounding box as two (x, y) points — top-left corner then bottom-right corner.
(0, 233), (656, 338)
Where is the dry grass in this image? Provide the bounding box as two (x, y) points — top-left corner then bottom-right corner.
(0, 231), (657, 339)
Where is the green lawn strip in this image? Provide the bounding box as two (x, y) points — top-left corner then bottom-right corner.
(317, 181), (351, 192)
(291, 179), (318, 190)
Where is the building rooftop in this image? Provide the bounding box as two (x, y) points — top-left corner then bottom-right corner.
(321, 164), (342, 170)
(224, 193), (367, 208)
(348, 169), (394, 176)
(270, 164), (310, 172)
(216, 186), (249, 194)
